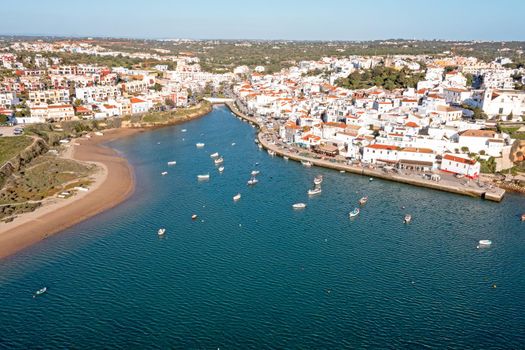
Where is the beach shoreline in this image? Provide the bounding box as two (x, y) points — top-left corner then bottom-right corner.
(0, 128), (143, 260)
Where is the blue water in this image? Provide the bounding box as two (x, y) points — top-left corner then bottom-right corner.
(1, 105), (524, 349)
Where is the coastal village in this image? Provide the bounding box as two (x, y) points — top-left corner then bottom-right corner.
(1, 39), (525, 205)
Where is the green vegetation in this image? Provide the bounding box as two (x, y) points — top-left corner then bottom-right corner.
(461, 103), (488, 120)
(497, 124), (525, 140)
(0, 136), (33, 167)
(141, 102), (211, 124)
(480, 157), (497, 173)
(336, 66), (424, 90)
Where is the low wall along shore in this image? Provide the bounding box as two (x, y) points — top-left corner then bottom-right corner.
(224, 102), (505, 202)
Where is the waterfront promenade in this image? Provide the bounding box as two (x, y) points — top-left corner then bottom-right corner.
(225, 102), (506, 202)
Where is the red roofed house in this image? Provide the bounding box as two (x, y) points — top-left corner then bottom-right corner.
(440, 153), (480, 178)
(130, 97), (150, 114)
(362, 143), (399, 164)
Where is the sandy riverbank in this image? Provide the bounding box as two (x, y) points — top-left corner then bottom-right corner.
(0, 128), (143, 260)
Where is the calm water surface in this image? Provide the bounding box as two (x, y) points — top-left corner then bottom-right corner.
(1, 106), (524, 349)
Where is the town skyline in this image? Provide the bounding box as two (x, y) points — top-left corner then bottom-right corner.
(2, 0), (525, 41)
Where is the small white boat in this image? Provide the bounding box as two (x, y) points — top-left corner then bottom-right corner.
(247, 178), (259, 186)
(210, 152), (219, 158)
(33, 287), (47, 298)
(214, 157), (224, 165)
(181, 129), (187, 132)
(268, 150), (276, 156)
(359, 196), (368, 205)
(292, 203), (307, 209)
(302, 161), (312, 167)
(349, 208), (360, 218)
(167, 161), (177, 166)
(161, 171), (168, 176)
(233, 193), (241, 201)
(314, 175), (323, 185)
(404, 214), (412, 223)
(196, 143), (205, 148)
(197, 174), (210, 180)
(218, 166), (225, 173)
(340, 170), (346, 173)
(369, 177), (373, 182)
(251, 170), (260, 176)
(158, 228), (166, 236)
(192, 214), (198, 220)
(477, 240), (492, 248)
(232, 142), (236, 146)
(258, 144), (263, 149)
(308, 188), (322, 196)
(283, 156), (289, 160)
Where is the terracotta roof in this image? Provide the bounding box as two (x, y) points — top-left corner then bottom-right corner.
(443, 154), (477, 165)
(459, 130), (496, 138)
(367, 144), (398, 151)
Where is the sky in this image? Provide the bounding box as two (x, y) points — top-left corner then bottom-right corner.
(1, 0), (524, 41)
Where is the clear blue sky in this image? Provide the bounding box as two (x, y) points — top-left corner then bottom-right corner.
(1, 0), (523, 41)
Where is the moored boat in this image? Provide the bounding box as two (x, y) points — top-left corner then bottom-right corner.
(302, 161), (312, 167)
(247, 177), (259, 186)
(231, 142), (236, 146)
(181, 129), (187, 132)
(197, 174), (210, 180)
(167, 161), (177, 166)
(214, 157), (224, 165)
(251, 170), (260, 176)
(233, 193), (241, 201)
(521, 213), (525, 221)
(196, 142), (205, 148)
(349, 208), (360, 218)
(158, 228), (166, 236)
(218, 166), (225, 173)
(33, 287), (47, 298)
(268, 150), (276, 156)
(191, 214), (198, 220)
(313, 175), (323, 185)
(292, 203), (307, 209)
(404, 214), (412, 223)
(359, 196), (368, 205)
(210, 152), (219, 158)
(308, 188), (322, 196)
(161, 171), (168, 176)
(477, 239), (492, 248)
(283, 156), (289, 160)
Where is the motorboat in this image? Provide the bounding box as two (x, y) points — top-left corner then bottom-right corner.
(233, 193), (241, 201)
(283, 156), (289, 160)
(167, 161), (177, 166)
(308, 188), (322, 196)
(214, 157), (224, 165)
(369, 177), (374, 182)
(348, 208), (360, 218)
(313, 175), (323, 185)
(33, 287), (47, 298)
(210, 152), (219, 158)
(302, 161), (312, 167)
(404, 214), (412, 223)
(161, 171), (168, 176)
(359, 196), (368, 205)
(197, 174), (210, 181)
(158, 228), (166, 236)
(181, 129), (187, 132)
(218, 166), (225, 173)
(477, 240), (492, 248)
(196, 143), (205, 148)
(232, 142), (236, 146)
(340, 170), (346, 173)
(268, 150), (276, 156)
(292, 203), (307, 209)
(521, 213), (525, 221)
(251, 170), (260, 176)
(192, 214), (198, 220)
(258, 144), (263, 149)
(247, 177), (259, 186)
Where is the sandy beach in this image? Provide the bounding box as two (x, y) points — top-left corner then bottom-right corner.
(0, 128), (143, 260)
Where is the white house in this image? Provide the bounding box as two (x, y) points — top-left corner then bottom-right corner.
(440, 153), (480, 178)
(362, 144), (398, 164)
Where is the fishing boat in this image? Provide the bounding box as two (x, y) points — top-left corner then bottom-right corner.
(233, 193), (241, 201)
(268, 150), (276, 156)
(161, 171), (168, 176)
(197, 174), (210, 180)
(302, 161), (313, 167)
(214, 157), (224, 165)
(196, 142), (205, 148)
(404, 214), (412, 223)
(477, 240), (492, 248)
(33, 287), (47, 298)
(167, 161), (177, 166)
(348, 208), (360, 218)
(251, 170), (260, 176)
(192, 214), (198, 220)
(359, 196), (368, 205)
(292, 203), (307, 209)
(247, 177), (259, 186)
(210, 152), (219, 158)
(313, 175), (323, 185)
(218, 166), (225, 173)
(158, 228), (166, 236)
(308, 188), (322, 196)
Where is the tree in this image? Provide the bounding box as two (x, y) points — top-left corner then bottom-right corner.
(164, 98), (175, 108)
(152, 83), (163, 92)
